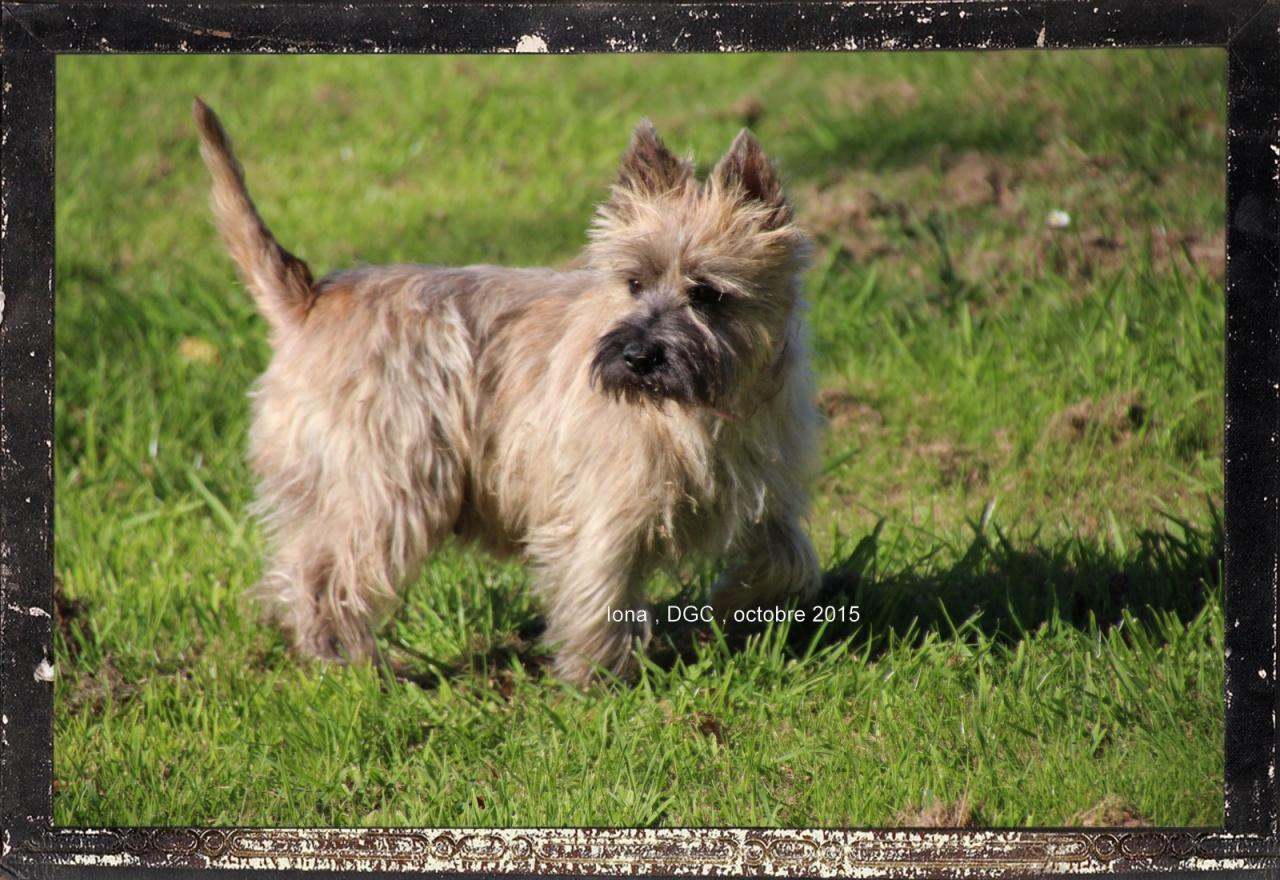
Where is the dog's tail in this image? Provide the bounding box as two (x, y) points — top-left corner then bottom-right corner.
(193, 98), (315, 334)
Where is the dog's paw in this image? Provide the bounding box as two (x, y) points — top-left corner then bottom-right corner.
(553, 654), (632, 689)
(709, 568), (820, 622)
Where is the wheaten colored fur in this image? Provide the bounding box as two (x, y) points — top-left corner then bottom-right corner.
(194, 99), (821, 685)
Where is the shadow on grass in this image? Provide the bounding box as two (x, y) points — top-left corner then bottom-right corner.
(651, 505), (1223, 671)
(386, 618), (552, 695)
(389, 505), (1222, 692)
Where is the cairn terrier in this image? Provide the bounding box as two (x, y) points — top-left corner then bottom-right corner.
(194, 98), (821, 686)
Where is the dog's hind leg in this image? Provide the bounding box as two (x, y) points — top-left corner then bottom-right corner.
(253, 536), (377, 662)
(253, 471), (466, 664)
(253, 527), (393, 663)
(247, 295), (474, 664)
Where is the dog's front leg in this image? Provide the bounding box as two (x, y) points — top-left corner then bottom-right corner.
(710, 515), (821, 617)
(532, 534), (652, 687)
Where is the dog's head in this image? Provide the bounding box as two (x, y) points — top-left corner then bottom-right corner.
(586, 121), (810, 410)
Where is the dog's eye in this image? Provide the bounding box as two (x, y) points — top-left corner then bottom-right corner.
(627, 278), (643, 296)
(689, 283), (723, 306)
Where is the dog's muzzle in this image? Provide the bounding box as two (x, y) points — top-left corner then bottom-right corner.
(622, 341), (665, 375)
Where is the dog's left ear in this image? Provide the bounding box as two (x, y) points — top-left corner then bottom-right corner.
(712, 129), (792, 228)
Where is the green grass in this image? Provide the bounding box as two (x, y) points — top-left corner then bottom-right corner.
(54, 50), (1226, 827)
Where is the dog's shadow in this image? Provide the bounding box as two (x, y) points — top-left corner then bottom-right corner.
(660, 510), (1219, 670)
(389, 510), (1221, 693)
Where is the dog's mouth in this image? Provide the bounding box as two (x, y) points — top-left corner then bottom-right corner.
(589, 325), (722, 407)
(590, 355), (700, 406)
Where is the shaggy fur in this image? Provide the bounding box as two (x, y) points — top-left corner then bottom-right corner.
(194, 99), (822, 685)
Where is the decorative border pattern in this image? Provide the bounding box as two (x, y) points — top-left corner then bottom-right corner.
(15, 827), (1280, 875)
(4, 0), (1280, 876)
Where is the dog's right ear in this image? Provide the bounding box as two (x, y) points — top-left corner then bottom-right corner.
(615, 120), (692, 196)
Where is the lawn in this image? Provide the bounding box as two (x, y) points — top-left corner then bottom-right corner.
(54, 49), (1225, 827)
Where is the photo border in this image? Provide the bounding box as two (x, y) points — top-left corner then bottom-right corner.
(3, 0), (1278, 875)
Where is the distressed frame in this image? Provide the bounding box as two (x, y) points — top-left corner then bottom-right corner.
(1, 0), (1278, 876)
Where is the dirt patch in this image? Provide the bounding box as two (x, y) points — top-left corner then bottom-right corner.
(914, 439), (989, 489)
(818, 388), (885, 434)
(1040, 227), (1226, 284)
(661, 704), (729, 745)
(794, 131), (1223, 301)
(727, 95), (765, 128)
(823, 76), (920, 115)
(1046, 392), (1147, 446)
(312, 82), (360, 115)
(1036, 227), (1126, 283)
(942, 152), (1012, 211)
(458, 632), (550, 698)
(63, 656), (140, 715)
(53, 578), (91, 662)
(796, 184), (900, 262)
(895, 793), (978, 827)
(1153, 228), (1225, 281)
(1071, 794), (1149, 827)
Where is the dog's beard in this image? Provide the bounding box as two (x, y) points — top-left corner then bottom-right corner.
(589, 310), (734, 407)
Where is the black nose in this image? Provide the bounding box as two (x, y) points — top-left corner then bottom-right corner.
(623, 341), (664, 375)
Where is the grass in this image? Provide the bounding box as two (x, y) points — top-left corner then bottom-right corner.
(53, 49), (1226, 827)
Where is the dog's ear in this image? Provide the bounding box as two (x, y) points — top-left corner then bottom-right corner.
(712, 129), (792, 228)
(615, 120), (691, 196)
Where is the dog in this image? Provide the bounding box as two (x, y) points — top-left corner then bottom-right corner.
(193, 98), (822, 686)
